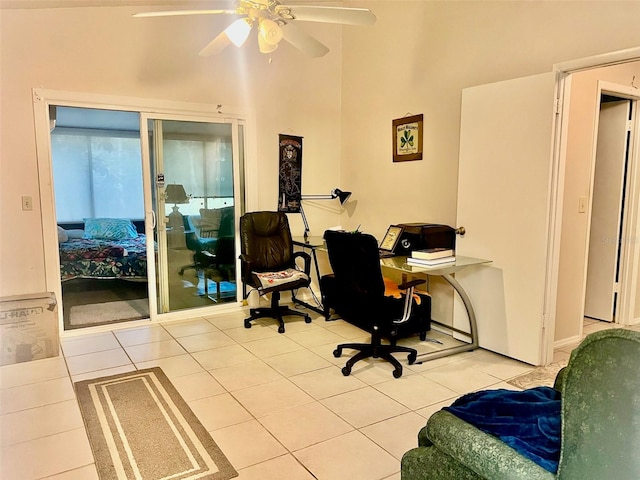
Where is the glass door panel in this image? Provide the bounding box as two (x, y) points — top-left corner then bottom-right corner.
(145, 118), (238, 314)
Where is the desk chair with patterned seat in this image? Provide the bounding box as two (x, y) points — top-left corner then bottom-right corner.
(323, 229), (432, 378)
(239, 211), (313, 333)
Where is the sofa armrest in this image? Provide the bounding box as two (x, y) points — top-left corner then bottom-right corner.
(417, 425), (432, 447)
(426, 410), (555, 480)
(553, 366), (567, 392)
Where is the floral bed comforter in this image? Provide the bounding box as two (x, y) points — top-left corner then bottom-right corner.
(59, 235), (149, 282)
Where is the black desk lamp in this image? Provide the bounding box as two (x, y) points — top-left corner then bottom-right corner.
(300, 188), (352, 239)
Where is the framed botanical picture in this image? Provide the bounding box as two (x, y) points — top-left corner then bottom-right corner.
(392, 114), (423, 162)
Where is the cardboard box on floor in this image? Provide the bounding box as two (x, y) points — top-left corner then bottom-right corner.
(0, 292), (59, 365)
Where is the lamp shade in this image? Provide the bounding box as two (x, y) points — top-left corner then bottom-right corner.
(258, 33), (279, 53)
(333, 189), (352, 205)
(165, 184), (189, 204)
(259, 18), (283, 46)
(225, 18), (252, 47)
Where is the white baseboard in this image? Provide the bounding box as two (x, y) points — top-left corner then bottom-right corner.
(554, 334), (582, 350)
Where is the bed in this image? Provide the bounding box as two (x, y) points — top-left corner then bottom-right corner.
(58, 218), (149, 282)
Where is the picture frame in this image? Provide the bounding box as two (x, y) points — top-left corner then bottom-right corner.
(392, 114), (423, 162)
(380, 225), (404, 252)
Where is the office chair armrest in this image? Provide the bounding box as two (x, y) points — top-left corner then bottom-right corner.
(397, 278), (426, 291)
(392, 278), (428, 325)
(292, 250), (312, 275)
(239, 253), (256, 277)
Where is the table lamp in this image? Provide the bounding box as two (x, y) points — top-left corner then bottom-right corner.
(300, 188), (352, 239)
(165, 184), (190, 229)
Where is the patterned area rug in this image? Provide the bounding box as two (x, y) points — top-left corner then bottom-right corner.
(507, 361), (568, 389)
(75, 368), (238, 480)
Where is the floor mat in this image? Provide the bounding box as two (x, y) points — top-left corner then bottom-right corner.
(75, 367), (238, 480)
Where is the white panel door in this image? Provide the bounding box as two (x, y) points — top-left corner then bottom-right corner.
(454, 72), (557, 365)
(584, 100), (630, 322)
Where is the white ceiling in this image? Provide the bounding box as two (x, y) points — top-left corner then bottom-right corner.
(0, 0), (232, 9)
(0, 0), (339, 8)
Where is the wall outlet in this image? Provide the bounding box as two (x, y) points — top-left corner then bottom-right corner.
(22, 196), (33, 211)
(578, 196), (587, 213)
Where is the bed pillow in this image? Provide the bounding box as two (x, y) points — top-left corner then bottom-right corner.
(83, 218), (138, 240)
(57, 225), (69, 243)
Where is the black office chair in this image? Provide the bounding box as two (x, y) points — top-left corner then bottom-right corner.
(179, 207), (235, 276)
(239, 211), (313, 333)
(322, 230), (432, 378)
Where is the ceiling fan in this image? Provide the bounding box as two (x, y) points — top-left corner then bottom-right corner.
(133, 0), (376, 58)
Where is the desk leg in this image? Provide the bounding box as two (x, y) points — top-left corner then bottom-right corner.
(291, 248), (325, 316)
(415, 273), (479, 362)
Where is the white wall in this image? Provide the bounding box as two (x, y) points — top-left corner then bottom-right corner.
(339, 1), (640, 327)
(3, 1), (640, 339)
(0, 5), (344, 296)
(340, 0), (640, 240)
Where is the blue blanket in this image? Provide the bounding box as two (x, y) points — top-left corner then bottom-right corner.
(443, 387), (561, 473)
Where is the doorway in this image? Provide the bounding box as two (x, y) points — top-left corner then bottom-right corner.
(584, 94), (636, 323)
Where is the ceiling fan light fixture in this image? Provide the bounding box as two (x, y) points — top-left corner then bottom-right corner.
(258, 34), (279, 53)
(225, 18), (252, 47)
(259, 18), (283, 46)
(135, 2), (377, 58)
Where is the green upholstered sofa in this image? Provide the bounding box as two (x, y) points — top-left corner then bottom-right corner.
(401, 328), (640, 480)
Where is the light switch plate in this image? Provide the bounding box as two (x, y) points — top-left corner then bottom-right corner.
(578, 196), (587, 213)
(22, 196), (33, 211)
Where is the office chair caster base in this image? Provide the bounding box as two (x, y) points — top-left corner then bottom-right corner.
(244, 319), (252, 329)
(408, 352), (417, 365)
(277, 324), (285, 334)
(304, 315), (312, 324)
(341, 366), (351, 376)
(419, 332), (427, 341)
(393, 368), (403, 379)
(333, 348), (342, 358)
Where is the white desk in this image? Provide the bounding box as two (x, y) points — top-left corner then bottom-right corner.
(380, 255), (491, 362)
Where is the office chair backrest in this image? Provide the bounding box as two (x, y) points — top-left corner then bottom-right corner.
(240, 211), (294, 271)
(323, 230), (385, 307)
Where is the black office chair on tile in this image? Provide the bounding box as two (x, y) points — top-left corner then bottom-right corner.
(322, 230), (431, 378)
(239, 211), (313, 333)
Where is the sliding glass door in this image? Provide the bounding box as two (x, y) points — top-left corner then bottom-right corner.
(141, 116), (243, 316)
(50, 107), (150, 330)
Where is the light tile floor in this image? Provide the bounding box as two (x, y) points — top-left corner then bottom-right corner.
(1, 310), (636, 480)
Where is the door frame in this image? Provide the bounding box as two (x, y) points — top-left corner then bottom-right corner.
(588, 82), (640, 327)
(545, 48), (640, 360)
(32, 88), (256, 335)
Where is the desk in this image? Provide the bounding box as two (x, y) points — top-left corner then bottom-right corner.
(380, 255), (491, 362)
(292, 236), (489, 362)
(291, 236), (326, 316)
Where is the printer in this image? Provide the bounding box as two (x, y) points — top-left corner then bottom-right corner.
(392, 223), (457, 256)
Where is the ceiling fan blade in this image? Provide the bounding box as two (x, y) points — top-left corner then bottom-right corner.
(133, 9), (235, 18)
(287, 6), (376, 26)
(281, 22), (329, 58)
(199, 31), (232, 56)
